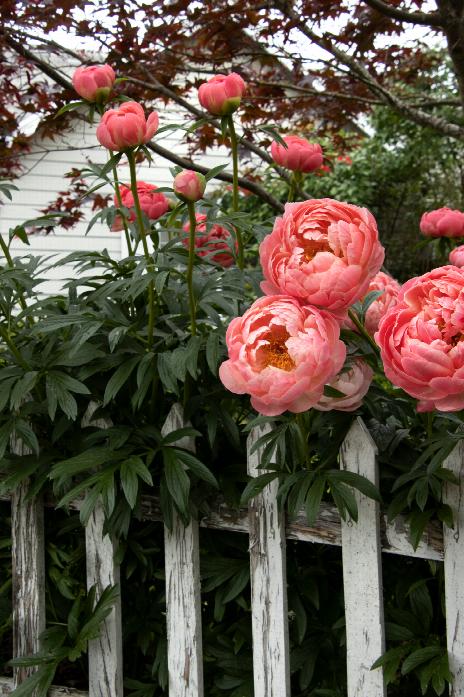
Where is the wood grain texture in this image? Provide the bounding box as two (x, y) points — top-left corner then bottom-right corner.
(0, 492), (445, 560)
(443, 441), (464, 697)
(82, 404), (123, 697)
(10, 435), (46, 692)
(340, 418), (386, 697)
(247, 425), (291, 697)
(162, 404), (204, 697)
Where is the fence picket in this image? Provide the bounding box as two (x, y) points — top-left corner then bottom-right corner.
(82, 406), (123, 697)
(340, 418), (386, 697)
(443, 441), (464, 696)
(247, 425), (291, 697)
(10, 434), (46, 692)
(162, 404), (203, 697)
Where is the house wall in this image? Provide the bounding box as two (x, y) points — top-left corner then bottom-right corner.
(0, 106), (230, 295)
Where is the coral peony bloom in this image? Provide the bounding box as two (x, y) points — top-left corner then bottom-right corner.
(219, 295), (346, 416)
(173, 170), (206, 202)
(96, 102), (159, 151)
(111, 181), (169, 231)
(270, 136), (323, 173)
(344, 271), (402, 336)
(449, 245), (464, 268)
(376, 265), (464, 412)
(260, 198), (385, 312)
(198, 73), (246, 116)
(315, 359), (373, 412)
(72, 64), (115, 102)
(420, 207), (464, 238)
(182, 213), (236, 267)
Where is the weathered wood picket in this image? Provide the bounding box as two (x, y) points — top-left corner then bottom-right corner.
(1, 405), (463, 697)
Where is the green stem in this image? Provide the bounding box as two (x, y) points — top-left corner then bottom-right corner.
(127, 149), (156, 349)
(109, 151), (133, 256)
(0, 235), (30, 318)
(0, 324), (29, 370)
(187, 202), (197, 336)
(226, 115), (244, 270)
(287, 172), (296, 203)
(348, 309), (380, 355)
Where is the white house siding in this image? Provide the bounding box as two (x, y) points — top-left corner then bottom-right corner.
(0, 105), (230, 295)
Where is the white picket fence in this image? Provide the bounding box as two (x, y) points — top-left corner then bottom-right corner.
(1, 403), (463, 697)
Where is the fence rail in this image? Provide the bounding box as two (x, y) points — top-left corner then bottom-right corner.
(1, 405), (462, 697)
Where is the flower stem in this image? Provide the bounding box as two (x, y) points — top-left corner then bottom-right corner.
(0, 324), (29, 370)
(0, 235), (30, 319)
(287, 175), (295, 203)
(348, 309), (380, 355)
(127, 149), (156, 349)
(226, 115), (244, 270)
(187, 201), (197, 336)
(109, 151), (133, 256)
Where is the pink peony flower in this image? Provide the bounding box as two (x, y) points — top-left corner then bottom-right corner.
(219, 295), (346, 416)
(270, 136), (323, 173)
(173, 170), (206, 202)
(260, 198), (385, 312)
(72, 64), (115, 102)
(449, 245), (464, 268)
(111, 181), (169, 231)
(198, 73), (246, 116)
(420, 207), (464, 238)
(376, 265), (464, 412)
(344, 271), (402, 336)
(314, 359), (373, 412)
(96, 102), (159, 151)
(181, 213), (236, 267)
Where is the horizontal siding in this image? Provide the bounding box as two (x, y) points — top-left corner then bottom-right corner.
(0, 111), (230, 294)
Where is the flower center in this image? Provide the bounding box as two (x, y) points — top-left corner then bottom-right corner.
(262, 330), (295, 371)
(302, 238), (332, 263)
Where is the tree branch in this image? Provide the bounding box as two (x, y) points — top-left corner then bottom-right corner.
(3, 34), (284, 212)
(273, 1), (464, 140)
(362, 0), (442, 26)
(145, 142), (283, 212)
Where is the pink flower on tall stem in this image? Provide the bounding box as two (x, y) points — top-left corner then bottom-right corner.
(420, 207), (464, 238)
(315, 359), (373, 412)
(181, 213), (236, 267)
(376, 265), (464, 412)
(198, 73), (246, 116)
(219, 295), (346, 416)
(260, 198), (385, 312)
(96, 102), (159, 151)
(72, 64), (115, 102)
(111, 181), (169, 231)
(270, 136), (323, 173)
(173, 170), (206, 202)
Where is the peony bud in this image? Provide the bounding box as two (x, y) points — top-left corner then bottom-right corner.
(198, 73), (246, 116)
(173, 170), (206, 202)
(270, 135), (323, 173)
(72, 64), (116, 103)
(96, 101), (159, 151)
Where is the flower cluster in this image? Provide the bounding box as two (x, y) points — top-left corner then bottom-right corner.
(112, 181), (169, 231)
(220, 198), (385, 415)
(181, 214), (236, 267)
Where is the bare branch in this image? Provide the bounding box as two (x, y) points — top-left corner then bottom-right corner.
(273, 1), (464, 140)
(362, 0), (442, 26)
